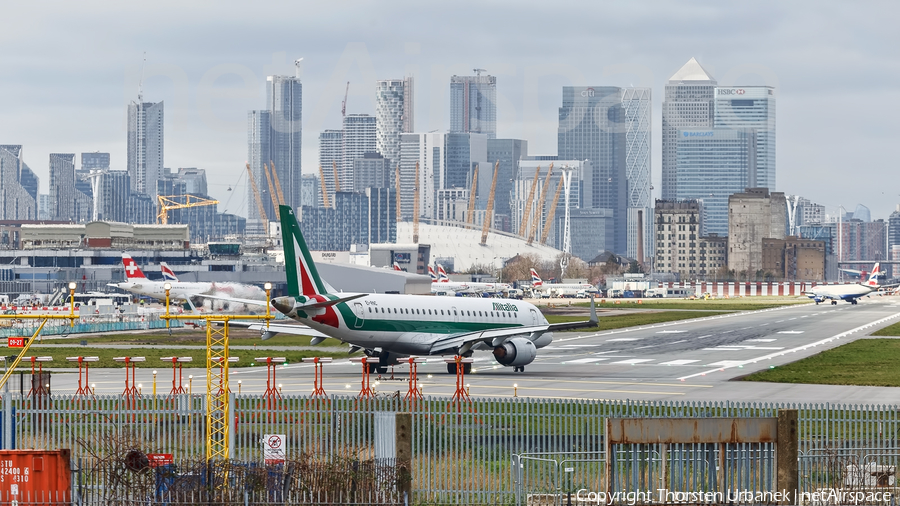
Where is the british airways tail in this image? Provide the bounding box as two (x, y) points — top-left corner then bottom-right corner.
(437, 265), (450, 282)
(122, 254), (148, 280)
(160, 262), (179, 282)
(393, 262), (402, 271)
(864, 263), (882, 288)
(530, 268), (543, 287)
(279, 205), (330, 298)
(428, 266), (438, 282)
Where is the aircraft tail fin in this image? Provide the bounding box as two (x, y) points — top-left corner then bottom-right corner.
(428, 266), (437, 282)
(393, 262), (402, 271)
(530, 268), (543, 286)
(279, 205), (330, 298)
(438, 265), (450, 282)
(160, 262), (179, 282)
(122, 254), (148, 280)
(865, 263), (882, 287)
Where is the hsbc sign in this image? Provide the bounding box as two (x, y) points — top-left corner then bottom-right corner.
(718, 88), (746, 95)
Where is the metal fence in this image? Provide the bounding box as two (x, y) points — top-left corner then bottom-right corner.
(2, 395), (900, 504)
(0, 315), (181, 338)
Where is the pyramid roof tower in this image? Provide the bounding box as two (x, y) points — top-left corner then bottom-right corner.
(667, 57), (717, 84)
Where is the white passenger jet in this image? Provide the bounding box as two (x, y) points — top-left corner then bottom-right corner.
(804, 264), (885, 305)
(248, 206), (598, 374)
(529, 269), (597, 297)
(109, 255), (264, 303)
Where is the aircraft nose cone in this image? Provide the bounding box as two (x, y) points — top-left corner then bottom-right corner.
(272, 296), (295, 314)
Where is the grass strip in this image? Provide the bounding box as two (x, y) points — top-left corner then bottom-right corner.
(742, 338), (900, 387)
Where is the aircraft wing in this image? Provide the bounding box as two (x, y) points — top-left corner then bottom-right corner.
(223, 321), (332, 341)
(429, 299), (599, 353)
(192, 293), (269, 306)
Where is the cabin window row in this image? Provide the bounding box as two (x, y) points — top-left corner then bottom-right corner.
(366, 307), (516, 319)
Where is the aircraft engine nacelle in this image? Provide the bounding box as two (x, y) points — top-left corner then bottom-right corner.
(492, 337), (537, 367)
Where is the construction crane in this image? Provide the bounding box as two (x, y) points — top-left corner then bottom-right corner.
(244, 164), (268, 224)
(395, 164), (401, 221)
(263, 163), (280, 210)
(466, 165), (478, 228)
(517, 166), (542, 237)
(341, 81), (350, 118)
(480, 161), (499, 245)
(318, 166), (331, 208)
(413, 161), (420, 244)
(527, 164), (553, 245)
(332, 161), (342, 193)
(157, 194), (219, 225)
(268, 161), (286, 206)
(540, 178), (565, 245)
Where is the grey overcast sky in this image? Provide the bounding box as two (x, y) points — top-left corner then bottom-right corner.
(1, 1), (897, 220)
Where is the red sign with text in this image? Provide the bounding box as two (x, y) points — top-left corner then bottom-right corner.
(7, 337), (26, 348)
(148, 454), (173, 467)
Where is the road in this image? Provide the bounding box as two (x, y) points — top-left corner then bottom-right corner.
(23, 297), (900, 404)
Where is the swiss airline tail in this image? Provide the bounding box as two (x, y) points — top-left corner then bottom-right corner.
(122, 254), (148, 280)
(437, 265), (450, 282)
(428, 266), (437, 282)
(530, 268), (543, 286)
(160, 262), (179, 282)
(865, 263), (881, 287)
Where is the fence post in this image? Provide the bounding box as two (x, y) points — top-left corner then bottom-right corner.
(396, 412), (412, 500)
(776, 409), (798, 505)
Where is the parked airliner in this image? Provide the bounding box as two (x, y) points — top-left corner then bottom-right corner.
(804, 264), (884, 305)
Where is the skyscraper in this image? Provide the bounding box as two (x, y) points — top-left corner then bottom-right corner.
(375, 77), (414, 169)
(0, 145), (37, 221)
(450, 74), (497, 139)
(558, 86), (635, 254)
(50, 153), (92, 222)
(317, 129), (343, 206)
(247, 110), (271, 222)
(127, 100), (164, 198)
(662, 58), (717, 200)
(714, 86), (776, 189)
(341, 114), (377, 192)
(399, 133), (443, 221)
(485, 138), (528, 232)
(622, 88), (653, 261)
(267, 74), (302, 210)
(78, 152), (110, 198)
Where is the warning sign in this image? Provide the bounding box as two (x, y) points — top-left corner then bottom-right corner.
(263, 434), (286, 465)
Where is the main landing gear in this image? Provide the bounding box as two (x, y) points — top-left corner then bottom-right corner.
(367, 363), (388, 374)
(446, 362), (472, 374)
(513, 366), (525, 373)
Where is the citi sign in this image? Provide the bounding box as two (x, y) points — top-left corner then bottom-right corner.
(719, 88), (746, 95)
(683, 131), (714, 137)
(580, 88), (595, 97)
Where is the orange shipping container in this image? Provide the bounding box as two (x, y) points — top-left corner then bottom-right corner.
(0, 449), (71, 504)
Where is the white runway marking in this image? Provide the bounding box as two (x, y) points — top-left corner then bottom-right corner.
(670, 340), (687, 344)
(746, 339), (777, 342)
(708, 360), (746, 368)
(657, 330), (686, 334)
(704, 347), (742, 351)
(606, 338), (641, 342)
(660, 359), (700, 366)
(565, 357), (610, 364)
(611, 358), (654, 365)
(696, 335), (712, 339)
(778, 331), (804, 334)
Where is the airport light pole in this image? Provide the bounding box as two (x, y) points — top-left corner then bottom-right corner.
(264, 282), (272, 328)
(68, 282), (77, 327)
(163, 282), (172, 329)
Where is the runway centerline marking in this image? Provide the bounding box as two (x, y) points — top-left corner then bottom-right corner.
(611, 358), (654, 365)
(660, 359), (700, 366)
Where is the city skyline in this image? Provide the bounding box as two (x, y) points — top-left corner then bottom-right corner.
(0, 1), (896, 221)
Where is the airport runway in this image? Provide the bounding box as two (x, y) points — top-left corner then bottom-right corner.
(27, 298), (900, 404)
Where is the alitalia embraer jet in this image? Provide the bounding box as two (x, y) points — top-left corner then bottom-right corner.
(255, 206), (598, 374)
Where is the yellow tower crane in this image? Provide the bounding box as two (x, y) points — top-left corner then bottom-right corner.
(318, 166), (331, 208)
(267, 161), (286, 206)
(528, 164), (553, 245)
(540, 178), (565, 245)
(413, 161), (420, 244)
(157, 194), (219, 225)
(245, 163), (268, 224)
(517, 166), (542, 237)
(466, 165), (479, 228)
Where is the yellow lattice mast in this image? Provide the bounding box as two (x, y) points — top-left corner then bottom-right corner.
(318, 166), (331, 208)
(541, 178), (565, 245)
(263, 163), (280, 210)
(157, 194), (219, 224)
(480, 161), (500, 245)
(466, 165), (478, 228)
(517, 166), (542, 237)
(413, 161), (420, 244)
(267, 161), (286, 206)
(528, 164), (553, 245)
(245, 163), (268, 223)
